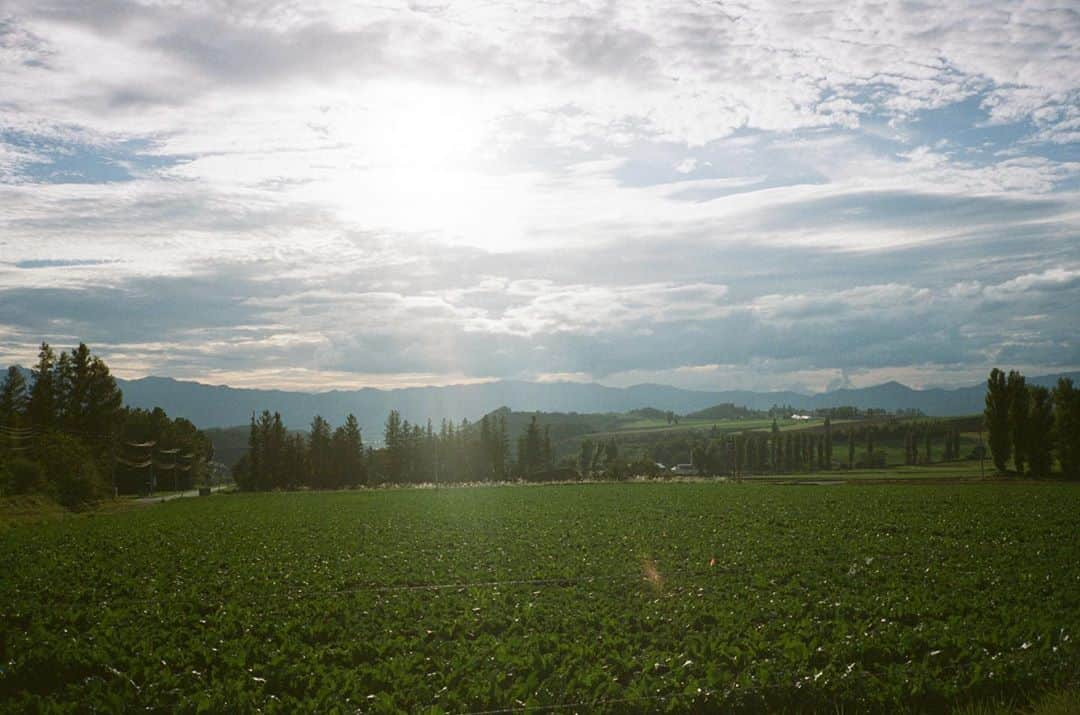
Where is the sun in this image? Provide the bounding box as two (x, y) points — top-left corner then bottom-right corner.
(354, 84), (491, 171)
(306, 83), (534, 252)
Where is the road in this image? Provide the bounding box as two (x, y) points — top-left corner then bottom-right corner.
(134, 485), (229, 505)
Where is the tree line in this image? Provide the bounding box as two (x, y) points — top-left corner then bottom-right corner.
(984, 369), (1078, 478)
(0, 342), (213, 505)
(234, 409), (571, 490)
(657, 418), (968, 476)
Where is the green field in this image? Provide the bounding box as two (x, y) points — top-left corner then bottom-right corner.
(3, 483), (1080, 712)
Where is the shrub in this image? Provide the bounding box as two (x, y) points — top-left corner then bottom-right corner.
(34, 432), (109, 507)
(0, 457), (47, 495)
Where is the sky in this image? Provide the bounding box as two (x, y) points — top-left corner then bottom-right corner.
(0, 0), (1078, 394)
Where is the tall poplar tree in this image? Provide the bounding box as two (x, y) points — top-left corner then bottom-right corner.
(984, 368), (1011, 473)
(1053, 378), (1079, 480)
(1007, 370), (1029, 475)
(1026, 386), (1054, 478)
(823, 417), (832, 470)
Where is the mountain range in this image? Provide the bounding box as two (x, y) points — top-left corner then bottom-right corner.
(102, 371), (1080, 438)
(10, 366), (1078, 440)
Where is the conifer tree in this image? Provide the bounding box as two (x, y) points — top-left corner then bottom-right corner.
(309, 415), (332, 488)
(244, 412), (260, 491)
(384, 410), (404, 482)
(28, 342), (58, 430)
(0, 366), (29, 426)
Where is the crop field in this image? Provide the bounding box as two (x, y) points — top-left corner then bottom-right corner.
(3, 483), (1080, 713)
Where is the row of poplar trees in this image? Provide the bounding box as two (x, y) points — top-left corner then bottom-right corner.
(984, 369), (1079, 478)
(686, 418), (964, 476)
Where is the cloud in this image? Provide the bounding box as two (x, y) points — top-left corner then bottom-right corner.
(0, 0), (1078, 392)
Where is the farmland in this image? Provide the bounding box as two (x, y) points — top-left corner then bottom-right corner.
(3, 482), (1080, 712)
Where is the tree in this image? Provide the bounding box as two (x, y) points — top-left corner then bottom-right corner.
(35, 431), (108, 506)
(384, 410), (404, 482)
(924, 426), (932, 465)
(1053, 379), (1080, 480)
(517, 416), (543, 476)
(823, 417), (832, 470)
(1026, 386), (1054, 478)
(604, 438), (618, 464)
(770, 420), (780, 471)
(542, 425), (553, 469)
(984, 368), (1011, 473)
(848, 429), (855, 469)
(0, 366), (29, 426)
(339, 413), (365, 487)
(1007, 370), (1029, 475)
(579, 439), (595, 477)
(28, 342), (58, 430)
(309, 415), (332, 488)
(241, 412), (260, 491)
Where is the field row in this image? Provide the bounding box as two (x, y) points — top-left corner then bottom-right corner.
(2, 483), (1079, 712)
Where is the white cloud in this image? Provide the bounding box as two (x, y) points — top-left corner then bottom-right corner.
(1, 0), (1078, 390)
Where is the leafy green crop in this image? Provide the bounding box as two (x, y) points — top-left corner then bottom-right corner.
(2, 483), (1079, 712)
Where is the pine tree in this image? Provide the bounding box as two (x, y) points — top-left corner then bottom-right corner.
(86, 355), (122, 439)
(309, 415), (332, 488)
(28, 342), (58, 430)
(342, 413), (365, 486)
(0, 366), (29, 426)
(256, 410), (274, 490)
(984, 368), (1011, 473)
(479, 415), (492, 480)
(384, 410), (403, 482)
(54, 351), (73, 427)
(244, 412), (260, 491)
(270, 412), (287, 488)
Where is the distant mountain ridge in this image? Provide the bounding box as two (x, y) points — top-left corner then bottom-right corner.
(93, 371), (1080, 437)
(9, 366), (1079, 439)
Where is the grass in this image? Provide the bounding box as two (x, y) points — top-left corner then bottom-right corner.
(0, 494), (68, 529)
